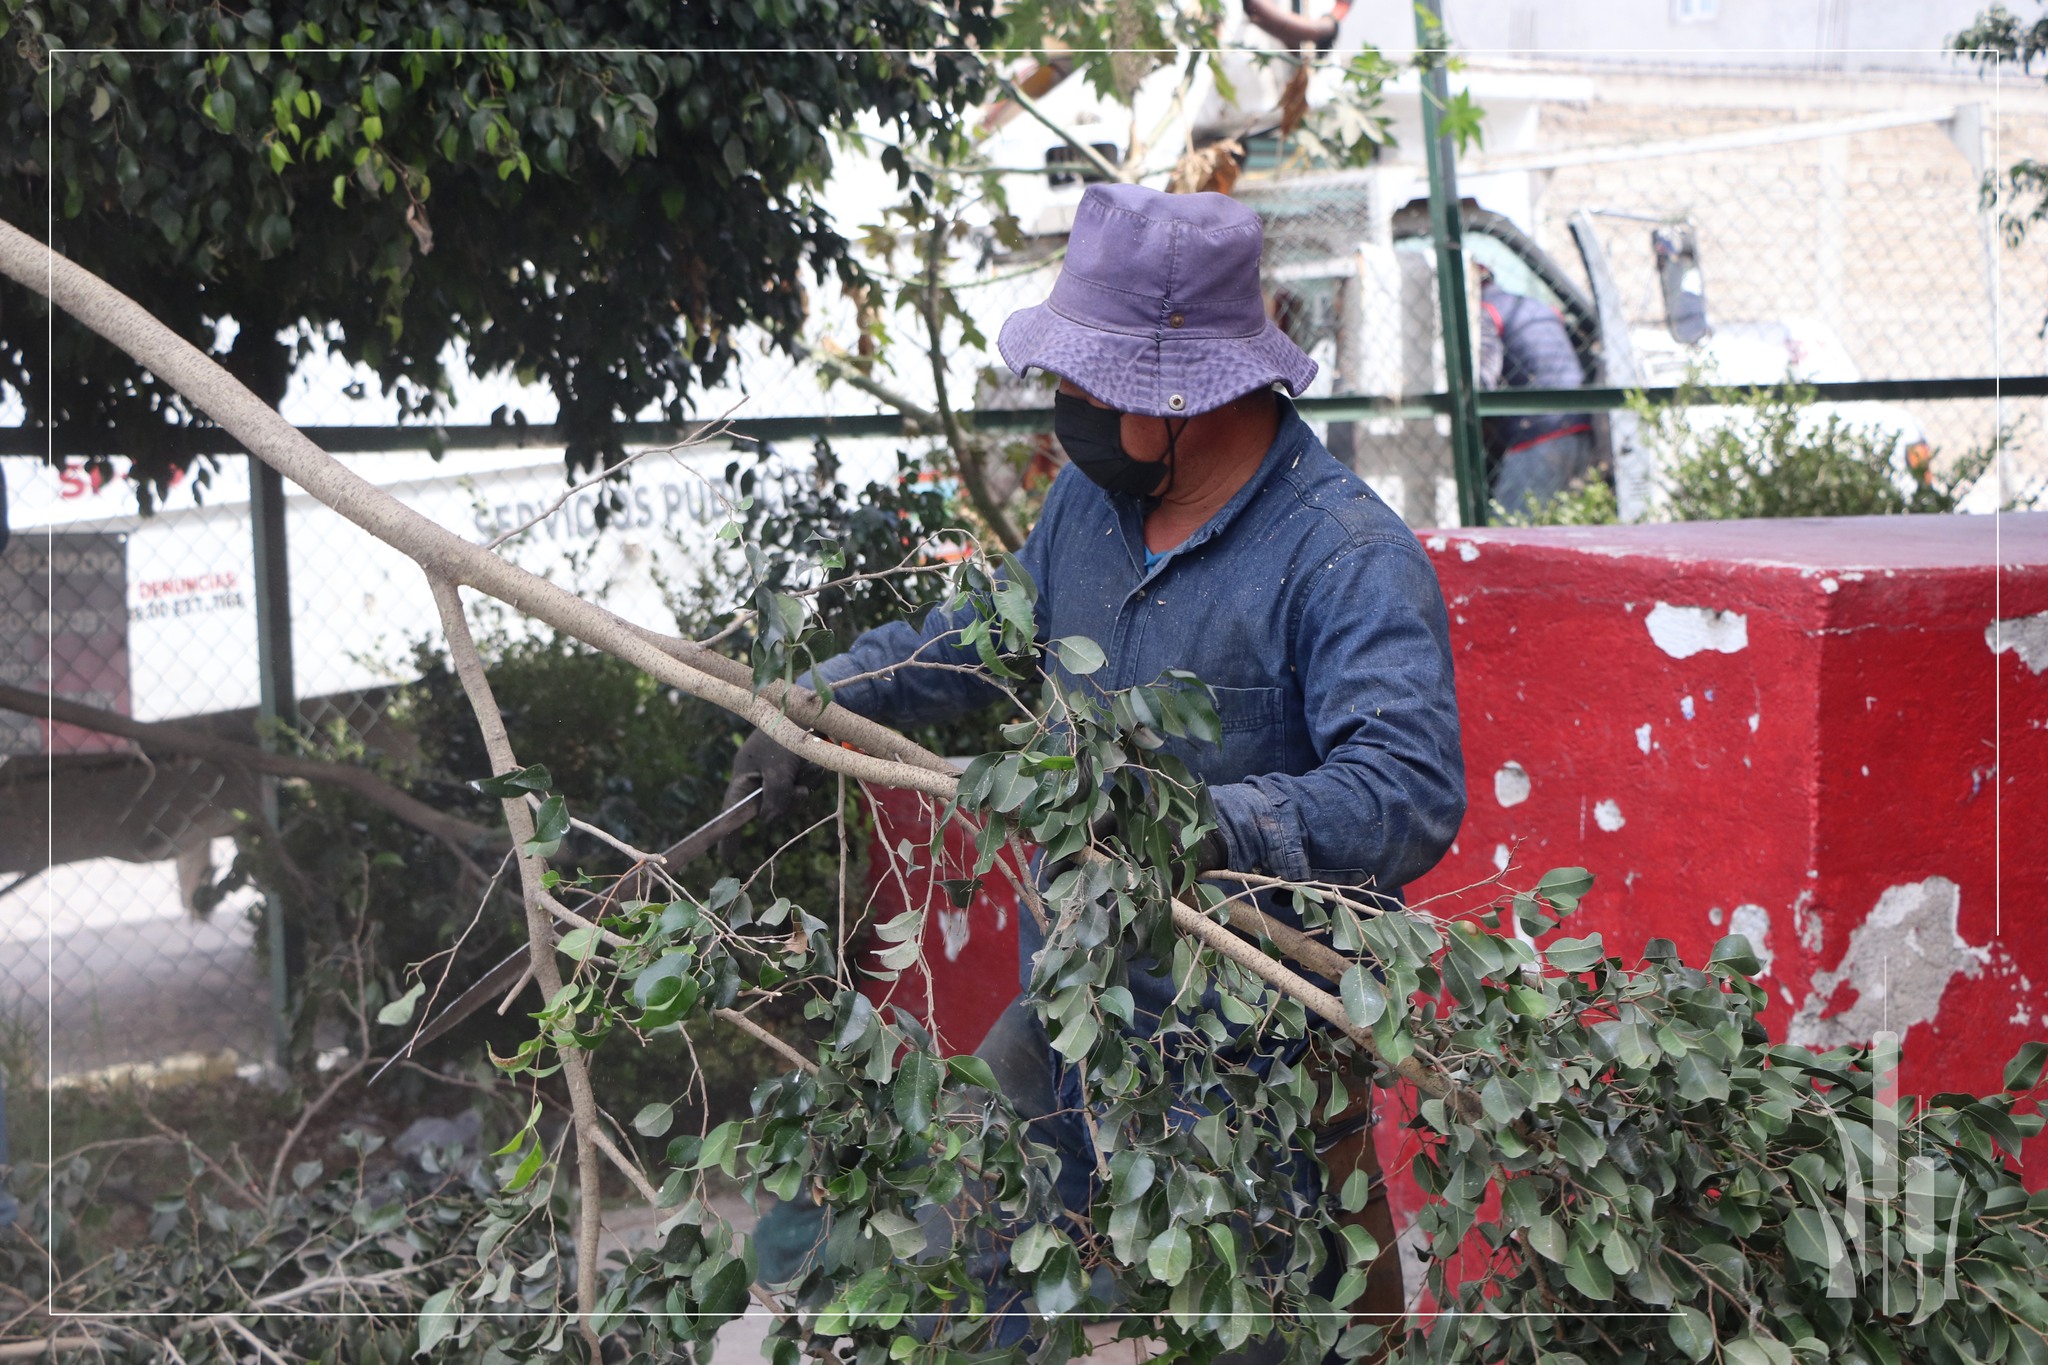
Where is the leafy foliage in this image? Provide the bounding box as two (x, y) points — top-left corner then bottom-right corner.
(359, 522), (2048, 1365)
(2, 0), (997, 499)
(1491, 474), (1619, 526)
(1630, 380), (2005, 520)
(6, 1110), (565, 1362)
(1953, 5), (2048, 251)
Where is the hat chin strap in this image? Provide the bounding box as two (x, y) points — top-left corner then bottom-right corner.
(1148, 418), (1190, 505)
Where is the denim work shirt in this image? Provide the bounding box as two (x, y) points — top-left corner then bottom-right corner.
(812, 401), (1467, 1020)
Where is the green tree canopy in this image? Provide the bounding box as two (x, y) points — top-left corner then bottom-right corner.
(2, 0), (996, 499)
(1953, 5), (2048, 250)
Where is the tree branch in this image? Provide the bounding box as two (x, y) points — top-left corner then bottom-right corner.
(794, 339), (939, 428)
(983, 64), (1125, 183)
(429, 576), (604, 1360)
(919, 217), (1025, 553)
(713, 1007), (819, 1077)
(0, 218), (960, 806)
(0, 683), (498, 855)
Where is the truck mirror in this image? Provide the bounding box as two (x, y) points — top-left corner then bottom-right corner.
(1653, 225), (1710, 345)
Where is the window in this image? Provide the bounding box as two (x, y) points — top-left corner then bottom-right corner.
(1671, 0), (1718, 23)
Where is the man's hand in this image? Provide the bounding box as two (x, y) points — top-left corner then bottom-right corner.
(720, 728), (815, 861)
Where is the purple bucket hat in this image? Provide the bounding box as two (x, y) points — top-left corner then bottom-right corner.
(997, 183), (1317, 418)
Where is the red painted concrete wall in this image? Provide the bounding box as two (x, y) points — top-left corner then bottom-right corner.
(858, 784), (1022, 1057)
(1412, 513), (2047, 1126)
(861, 513), (2048, 1233)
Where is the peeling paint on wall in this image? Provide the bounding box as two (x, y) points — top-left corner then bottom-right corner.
(1786, 877), (1988, 1049)
(1645, 602), (1749, 659)
(1635, 723), (1653, 754)
(1494, 762), (1531, 807)
(1593, 799), (1625, 832)
(1728, 904), (1773, 977)
(938, 908), (971, 962)
(1988, 610), (2048, 675)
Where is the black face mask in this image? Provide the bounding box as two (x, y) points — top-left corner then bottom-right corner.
(1053, 392), (1179, 498)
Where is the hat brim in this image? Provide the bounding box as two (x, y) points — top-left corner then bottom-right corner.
(997, 301), (1318, 418)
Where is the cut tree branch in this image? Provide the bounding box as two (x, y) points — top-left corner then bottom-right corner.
(0, 683), (498, 855)
(430, 576), (605, 1360)
(0, 218), (959, 807)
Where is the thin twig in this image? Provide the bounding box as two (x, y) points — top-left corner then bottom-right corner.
(220, 1316), (290, 1365)
(486, 405), (741, 550)
(918, 216), (1025, 552)
(429, 575), (606, 1360)
(264, 1058), (371, 1204)
(713, 1007), (818, 1076)
(590, 1124), (665, 1209)
(139, 1108), (264, 1210)
(796, 341), (938, 428)
(538, 891), (634, 950)
(496, 963), (537, 1015)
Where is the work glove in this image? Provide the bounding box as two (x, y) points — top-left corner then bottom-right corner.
(720, 727), (815, 862)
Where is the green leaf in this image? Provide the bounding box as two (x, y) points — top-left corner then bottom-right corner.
(1050, 1012), (1099, 1062)
(1673, 1049), (1732, 1104)
(1535, 866), (1594, 910)
(475, 763), (553, 798)
(1708, 934), (1763, 977)
(867, 1210), (925, 1259)
(1049, 635), (1107, 676)
(377, 982), (425, 1027)
(554, 926), (601, 962)
(1543, 934), (1606, 972)
(523, 794), (570, 857)
(633, 1103), (674, 1138)
(946, 1054), (1000, 1094)
(1147, 1224), (1192, 1285)
(1338, 1167), (1372, 1213)
(415, 1287), (459, 1355)
(1563, 1240), (1614, 1300)
(2006, 1041), (2048, 1092)
(1340, 965), (1387, 1028)
(1524, 1214), (1566, 1262)
(1011, 1222), (1059, 1275)
(893, 1051), (940, 1135)
(1724, 1338), (1791, 1365)
(1109, 1151), (1155, 1205)
(1782, 1207), (1840, 1271)
(507, 1139), (546, 1192)
(1668, 1306), (1716, 1363)
(1338, 1223), (1379, 1266)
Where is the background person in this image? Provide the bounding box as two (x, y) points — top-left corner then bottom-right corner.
(1475, 263), (1598, 511)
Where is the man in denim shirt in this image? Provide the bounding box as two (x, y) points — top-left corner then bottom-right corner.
(730, 184), (1464, 1342)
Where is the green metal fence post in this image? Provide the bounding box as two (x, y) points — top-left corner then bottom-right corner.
(1414, 0), (1489, 527)
(249, 457), (297, 1071)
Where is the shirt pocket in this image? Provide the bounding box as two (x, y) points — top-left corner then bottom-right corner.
(1203, 684), (1288, 782)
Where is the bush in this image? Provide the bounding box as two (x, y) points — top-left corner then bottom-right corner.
(1631, 379), (2003, 521)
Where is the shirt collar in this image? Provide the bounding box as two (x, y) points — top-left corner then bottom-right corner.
(1115, 396), (1313, 581)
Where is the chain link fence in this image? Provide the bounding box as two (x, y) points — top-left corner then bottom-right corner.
(4, 63), (2042, 1082)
